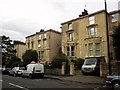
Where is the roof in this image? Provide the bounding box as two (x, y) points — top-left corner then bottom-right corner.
(61, 10), (106, 25)
(14, 41), (25, 45)
(26, 29), (61, 38)
(108, 9), (120, 15)
(61, 9), (120, 25)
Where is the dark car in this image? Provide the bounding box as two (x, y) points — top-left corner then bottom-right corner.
(2, 67), (11, 74)
(9, 67), (25, 77)
(105, 75), (120, 89)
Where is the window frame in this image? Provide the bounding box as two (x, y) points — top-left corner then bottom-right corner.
(68, 23), (72, 30)
(88, 27), (97, 37)
(88, 43), (93, 56)
(39, 35), (42, 40)
(71, 46), (75, 56)
(44, 34), (47, 39)
(95, 43), (100, 56)
(31, 41), (34, 49)
(89, 16), (95, 25)
(111, 14), (118, 22)
(38, 40), (41, 48)
(38, 51), (44, 60)
(66, 46), (75, 57)
(67, 32), (74, 41)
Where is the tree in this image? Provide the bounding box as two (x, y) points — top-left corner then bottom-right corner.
(2, 35), (16, 67)
(6, 56), (21, 68)
(22, 50), (38, 64)
(112, 25), (120, 60)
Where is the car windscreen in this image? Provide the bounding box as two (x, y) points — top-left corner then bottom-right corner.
(84, 59), (97, 65)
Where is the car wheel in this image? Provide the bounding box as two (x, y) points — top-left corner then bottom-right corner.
(13, 73), (16, 77)
(82, 71), (85, 75)
(113, 82), (120, 90)
(8, 73), (11, 76)
(40, 74), (44, 79)
(29, 74), (33, 79)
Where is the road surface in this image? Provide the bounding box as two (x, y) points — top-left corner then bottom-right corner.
(1, 72), (111, 90)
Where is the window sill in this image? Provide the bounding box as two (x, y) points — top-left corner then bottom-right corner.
(86, 24), (98, 28)
(66, 29), (74, 33)
(84, 37), (102, 40)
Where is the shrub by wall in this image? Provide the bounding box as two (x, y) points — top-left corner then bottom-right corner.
(74, 58), (84, 70)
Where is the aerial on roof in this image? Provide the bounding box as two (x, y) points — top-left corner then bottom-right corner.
(61, 9), (120, 25)
(61, 9), (106, 25)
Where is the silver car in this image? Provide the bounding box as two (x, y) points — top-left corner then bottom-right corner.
(9, 67), (24, 77)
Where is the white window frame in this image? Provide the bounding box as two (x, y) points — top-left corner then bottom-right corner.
(68, 23), (72, 30)
(111, 14), (118, 22)
(39, 35), (41, 40)
(88, 43), (93, 56)
(88, 27), (97, 37)
(89, 16), (95, 25)
(68, 33), (74, 41)
(44, 34), (47, 39)
(95, 43), (100, 56)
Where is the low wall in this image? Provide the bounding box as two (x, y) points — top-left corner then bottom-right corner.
(111, 61), (120, 75)
(100, 60), (120, 78)
(45, 68), (61, 75)
(100, 62), (108, 78)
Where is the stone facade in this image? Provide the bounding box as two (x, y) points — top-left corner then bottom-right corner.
(14, 41), (26, 61)
(26, 29), (61, 63)
(61, 10), (120, 62)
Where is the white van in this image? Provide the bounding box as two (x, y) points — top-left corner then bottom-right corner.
(81, 57), (105, 75)
(22, 63), (44, 79)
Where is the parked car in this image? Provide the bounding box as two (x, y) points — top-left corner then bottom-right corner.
(22, 63), (44, 79)
(81, 57), (105, 75)
(2, 67), (11, 74)
(9, 67), (25, 77)
(105, 75), (120, 89)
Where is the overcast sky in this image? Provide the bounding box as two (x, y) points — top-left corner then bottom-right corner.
(0, 0), (120, 42)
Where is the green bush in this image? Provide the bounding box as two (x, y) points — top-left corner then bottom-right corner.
(52, 53), (68, 68)
(74, 58), (84, 70)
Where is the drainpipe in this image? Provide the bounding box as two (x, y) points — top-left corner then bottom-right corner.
(104, 0), (112, 75)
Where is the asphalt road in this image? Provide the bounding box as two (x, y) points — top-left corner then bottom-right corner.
(1, 72), (112, 90)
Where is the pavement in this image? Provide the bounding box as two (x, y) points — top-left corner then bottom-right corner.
(45, 71), (105, 85)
